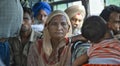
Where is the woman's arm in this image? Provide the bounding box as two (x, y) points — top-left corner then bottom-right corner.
(70, 34), (87, 43)
(72, 53), (89, 66)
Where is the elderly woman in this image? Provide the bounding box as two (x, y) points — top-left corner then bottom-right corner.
(27, 10), (72, 66)
(65, 5), (86, 36)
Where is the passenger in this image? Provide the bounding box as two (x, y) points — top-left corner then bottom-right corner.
(31, 2), (52, 32)
(73, 5), (120, 65)
(27, 10), (72, 66)
(8, 7), (42, 66)
(0, 0), (23, 66)
(74, 16), (120, 66)
(65, 5), (89, 65)
(100, 5), (120, 40)
(65, 5), (86, 36)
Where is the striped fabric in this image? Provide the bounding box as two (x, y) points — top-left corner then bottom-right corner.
(87, 39), (120, 63)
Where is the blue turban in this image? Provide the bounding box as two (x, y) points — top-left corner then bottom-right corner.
(32, 2), (51, 17)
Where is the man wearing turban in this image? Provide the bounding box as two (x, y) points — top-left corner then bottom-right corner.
(65, 5), (89, 66)
(65, 5), (86, 36)
(31, 2), (52, 32)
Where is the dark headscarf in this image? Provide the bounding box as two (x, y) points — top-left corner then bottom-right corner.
(32, 2), (51, 17)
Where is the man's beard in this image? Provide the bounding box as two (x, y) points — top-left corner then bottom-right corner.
(34, 18), (43, 24)
(20, 25), (29, 32)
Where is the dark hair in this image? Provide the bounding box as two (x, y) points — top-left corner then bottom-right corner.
(81, 16), (107, 43)
(23, 7), (33, 18)
(100, 5), (120, 22)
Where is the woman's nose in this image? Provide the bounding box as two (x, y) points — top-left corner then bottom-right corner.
(57, 24), (62, 30)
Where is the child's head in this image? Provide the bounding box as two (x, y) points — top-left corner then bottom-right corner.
(82, 16), (107, 43)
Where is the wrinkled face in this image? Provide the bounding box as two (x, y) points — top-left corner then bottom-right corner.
(37, 10), (48, 24)
(48, 15), (69, 39)
(108, 12), (120, 35)
(21, 12), (33, 32)
(70, 14), (83, 30)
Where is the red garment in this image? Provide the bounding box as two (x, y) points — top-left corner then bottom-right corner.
(27, 38), (72, 66)
(87, 39), (120, 64)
